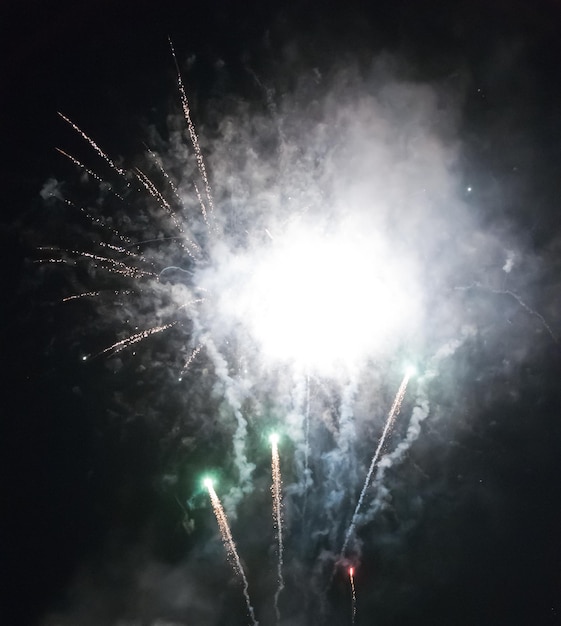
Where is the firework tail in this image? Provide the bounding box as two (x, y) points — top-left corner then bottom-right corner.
(270, 435), (285, 623)
(349, 567), (356, 625)
(340, 371), (413, 559)
(206, 481), (259, 626)
(169, 39), (216, 229)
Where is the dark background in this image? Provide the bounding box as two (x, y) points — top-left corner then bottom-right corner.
(2, 1), (561, 625)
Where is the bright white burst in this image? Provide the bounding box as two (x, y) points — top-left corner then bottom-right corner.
(199, 216), (421, 376)
(40, 50), (540, 625)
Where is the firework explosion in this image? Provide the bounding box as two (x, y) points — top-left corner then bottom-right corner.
(36, 44), (557, 626)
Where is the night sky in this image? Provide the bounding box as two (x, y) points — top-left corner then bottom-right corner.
(3, 2), (561, 625)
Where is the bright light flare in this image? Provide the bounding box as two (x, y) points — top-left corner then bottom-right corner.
(269, 432), (280, 446)
(203, 476), (214, 490)
(404, 364), (417, 377)
(201, 218), (421, 375)
(349, 566), (357, 624)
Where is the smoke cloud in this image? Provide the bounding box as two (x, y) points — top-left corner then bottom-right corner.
(36, 40), (558, 626)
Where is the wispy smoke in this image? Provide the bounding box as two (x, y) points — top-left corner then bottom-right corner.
(38, 43), (558, 625)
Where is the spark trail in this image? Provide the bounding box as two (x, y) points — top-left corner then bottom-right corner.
(204, 479), (258, 626)
(169, 39), (215, 229)
(57, 112), (127, 179)
(340, 369), (414, 559)
(270, 434), (285, 623)
(179, 343), (204, 378)
(60, 198), (132, 244)
(55, 147), (104, 184)
(61, 289), (133, 303)
(61, 291), (100, 302)
(349, 567), (356, 625)
(98, 322), (176, 356)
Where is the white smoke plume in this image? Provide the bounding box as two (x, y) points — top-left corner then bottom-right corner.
(35, 44), (559, 626)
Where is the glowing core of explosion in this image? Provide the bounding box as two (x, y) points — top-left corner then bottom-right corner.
(199, 216), (421, 375)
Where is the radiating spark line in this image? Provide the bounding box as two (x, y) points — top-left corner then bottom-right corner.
(98, 242), (146, 262)
(135, 170), (192, 257)
(58, 112), (128, 180)
(135, 167), (171, 211)
(142, 147), (204, 257)
(179, 343), (204, 378)
(97, 265), (149, 279)
(62, 291), (100, 302)
(73, 251), (155, 278)
(169, 40), (216, 228)
(55, 147), (125, 201)
(62, 289), (133, 303)
(135, 168), (201, 261)
(59, 249), (156, 279)
(193, 181), (210, 229)
(61, 198), (132, 244)
(134, 168), (181, 230)
(56, 148), (103, 183)
(143, 143), (186, 209)
(135, 168), (201, 260)
(205, 482), (259, 626)
(270, 434), (285, 623)
(349, 567), (356, 625)
(340, 370), (413, 559)
(177, 298), (205, 312)
(98, 322), (176, 356)
(35, 258), (67, 264)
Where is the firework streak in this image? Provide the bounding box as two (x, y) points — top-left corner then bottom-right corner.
(340, 370), (413, 559)
(205, 481), (258, 625)
(349, 567), (356, 625)
(270, 435), (285, 623)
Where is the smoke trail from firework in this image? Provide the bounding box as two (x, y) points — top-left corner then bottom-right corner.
(270, 434), (285, 624)
(340, 369), (414, 559)
(204, 479), (259, 626)
(456, 281), (557, 343)
(349, 567), (356, 625)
